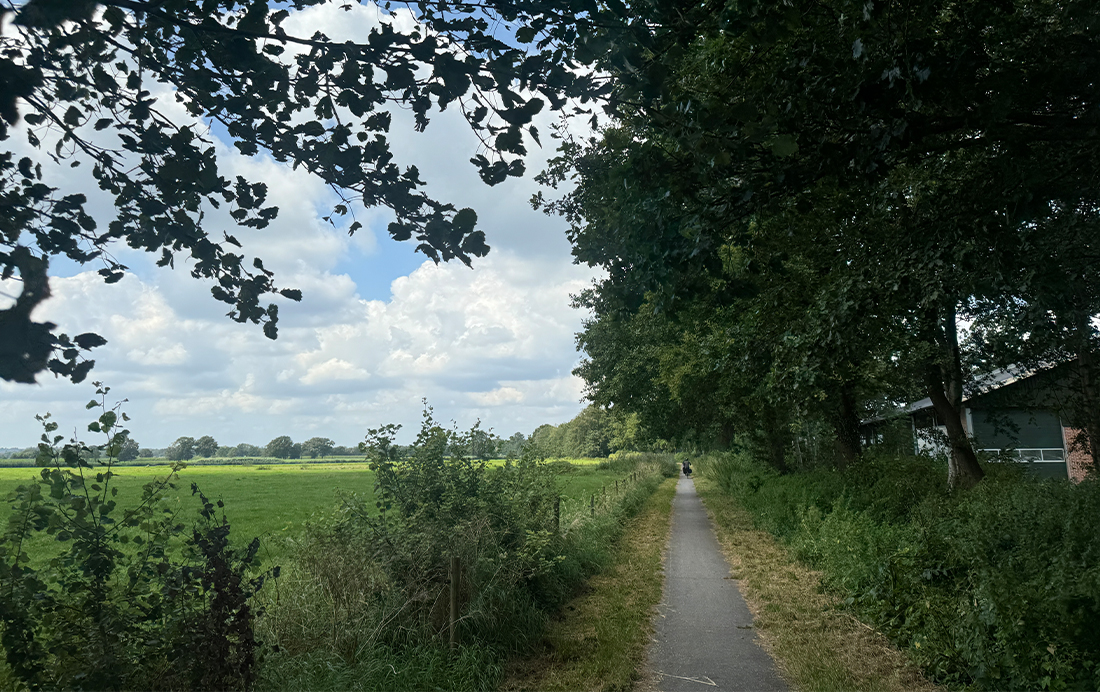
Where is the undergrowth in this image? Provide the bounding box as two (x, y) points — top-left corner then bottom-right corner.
(256, 409), (676, 691)
(698, 451), (1100, 691)
(0, 386), (272, 691)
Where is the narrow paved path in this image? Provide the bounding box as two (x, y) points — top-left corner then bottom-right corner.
(648, 475), (787, 691)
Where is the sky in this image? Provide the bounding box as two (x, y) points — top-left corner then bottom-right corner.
(0, 3), (601, 450)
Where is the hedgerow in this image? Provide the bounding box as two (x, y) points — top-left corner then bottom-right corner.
(699, 451), (1100, 691)
(257, 406), (674, 691)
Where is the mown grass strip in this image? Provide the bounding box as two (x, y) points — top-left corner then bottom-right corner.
(502, 477), (677, 692)
(693, 476), (939, 692)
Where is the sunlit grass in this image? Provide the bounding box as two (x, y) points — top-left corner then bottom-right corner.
(0, 461), (636, 564)
(503, 477), (676, 691)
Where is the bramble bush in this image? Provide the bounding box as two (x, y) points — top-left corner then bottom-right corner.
(0, 385), (273, 691)
(258, 406), (672, 691)
(699, 451), (1100, 691)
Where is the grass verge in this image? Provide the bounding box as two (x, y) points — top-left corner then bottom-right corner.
(693, 476), (939, 692)
(502, 477), (677, 692)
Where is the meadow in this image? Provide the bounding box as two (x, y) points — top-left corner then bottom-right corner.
(0, 458), (632, 563)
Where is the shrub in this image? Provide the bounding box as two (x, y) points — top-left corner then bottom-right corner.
(606, 450), (678, 477)
(258, 406), (671, 690)
(0, 386), (274, 691)
(699, 451), (1100, 691)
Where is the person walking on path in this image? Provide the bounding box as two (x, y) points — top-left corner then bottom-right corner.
(648, 474), (787, 691)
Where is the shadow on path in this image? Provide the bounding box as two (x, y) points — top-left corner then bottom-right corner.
(648, 475), (787, 691)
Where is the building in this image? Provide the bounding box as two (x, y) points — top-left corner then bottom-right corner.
(874, 365), (1095, 481)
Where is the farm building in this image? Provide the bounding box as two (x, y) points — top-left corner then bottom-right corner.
(866, 365), (1096, 481)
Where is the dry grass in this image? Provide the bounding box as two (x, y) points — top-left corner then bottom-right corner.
(693, 476), (940, 692)
(501, 478), (678, 692)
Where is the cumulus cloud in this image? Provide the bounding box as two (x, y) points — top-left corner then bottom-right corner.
(0, 2), (601, 449)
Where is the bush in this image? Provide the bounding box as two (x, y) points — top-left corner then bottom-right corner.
(699, 451), (1100, 691)
(258, 407), (671, 690)
(0, 387), (274, 691)
(606, 450), (678, 477)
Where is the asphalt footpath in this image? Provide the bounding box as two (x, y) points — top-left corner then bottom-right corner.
(648, 474), (787, 691)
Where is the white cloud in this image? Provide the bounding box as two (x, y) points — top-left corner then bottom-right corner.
(470, 387), (525, 406)
(299, 358), (371, 385)
(0, 2), (602, 449)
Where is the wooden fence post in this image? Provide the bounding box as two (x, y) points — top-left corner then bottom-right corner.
(449, 556), (459, 652)
(590, 494), (595, 517)
(615, 479), (619, 494)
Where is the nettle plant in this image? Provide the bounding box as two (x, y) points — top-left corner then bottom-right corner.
(0, 384), (274, 691)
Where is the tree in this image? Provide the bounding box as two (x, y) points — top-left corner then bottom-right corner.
(561, 406), (610, 458)
(194, 435), (218, 458)
(117, 436), (139, 461)
(498, 432), (526, 458)
(541, 0), (1100, 488)
(235, 443), (263, 458)
(360, 423), (403, 462)
(264, 436), (294, 459)
(465, 424), (498, 461)
(165, 436), (195, 461)
(301, 437), (335, 459)
(1, 0), (618, 384)
(528, 423), (563, 458)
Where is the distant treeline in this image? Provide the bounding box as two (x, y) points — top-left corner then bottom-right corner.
(2, 405), (668, 465)
(526, 405), (669, 459)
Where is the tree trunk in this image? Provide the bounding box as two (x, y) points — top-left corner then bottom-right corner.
(831, 382), (862, 472)
(718, 419), (735, 450)
(761, 409), (789, 474)
(926, 305), (984, 490)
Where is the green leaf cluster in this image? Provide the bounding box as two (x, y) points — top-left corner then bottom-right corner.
(1, 0), (618, 383)
(0, 385), (274, 690)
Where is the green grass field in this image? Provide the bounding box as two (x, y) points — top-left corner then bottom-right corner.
(0, 460), (633, 563)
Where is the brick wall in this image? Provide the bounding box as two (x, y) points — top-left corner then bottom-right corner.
(1062, 426), (1095, 482)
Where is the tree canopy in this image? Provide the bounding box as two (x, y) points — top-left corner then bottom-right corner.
(539, 0), (1100, 487)
(1, 0), (618, 384)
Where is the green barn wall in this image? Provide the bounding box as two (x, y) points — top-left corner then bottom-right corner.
(971, 409), (1064, 449)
